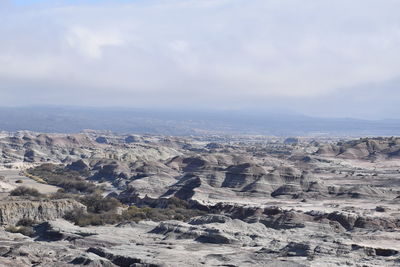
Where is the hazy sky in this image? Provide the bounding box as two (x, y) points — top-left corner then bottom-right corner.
(1, 0), (400, 119)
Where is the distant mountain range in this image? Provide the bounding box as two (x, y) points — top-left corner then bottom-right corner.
(0, 107), (399, 136)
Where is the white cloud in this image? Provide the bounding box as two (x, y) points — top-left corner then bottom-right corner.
(66, 26), (124, 59)
(169, 40), (189, 53)
(0, 0), (400, 116)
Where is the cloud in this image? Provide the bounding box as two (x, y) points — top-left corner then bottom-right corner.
(66, 26), (124, 59)
(0, 0), (400, 118)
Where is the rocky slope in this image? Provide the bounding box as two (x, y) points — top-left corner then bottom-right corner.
(0, 131), (181, 168)
(316, 137), (400, 160)
(0, 133), (400, 266)
(0, 199), (85, 225)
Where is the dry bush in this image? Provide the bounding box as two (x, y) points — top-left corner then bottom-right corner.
(64, 193), (206, 226)
(10, 186), (42, 197)
(5, 225), (35, 237)
(79, 194), (121, 213)
(27, 164), (96, 193)
(121, 205), (206, 222)
(16, 218), (37, 227)
(64, 208), (122, 227)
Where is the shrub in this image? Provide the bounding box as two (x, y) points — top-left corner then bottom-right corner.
(121, 205), (206, 222)
(27, 164), (97, 194)
(64, 194), (206, 226)
(164, 197), (189, 209)
(121, 206), (147, 222)
(50, 189), (75, 200)
(64, 208), (122, 227)
(79, 194), (121, 213)
(10, 186), (41, 197)
(16, 218), (36, 227)
(5, 225), (35, 237)
(64, 194), (123, 226)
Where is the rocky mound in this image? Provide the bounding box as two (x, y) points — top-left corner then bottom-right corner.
(0, 132), (182, 167)
(316, 137), (400, 160)
(159, 163), (322, 201)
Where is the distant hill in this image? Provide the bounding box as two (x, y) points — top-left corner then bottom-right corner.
(0, 107), (399, 136)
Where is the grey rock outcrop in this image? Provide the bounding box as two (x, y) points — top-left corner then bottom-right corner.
(0, 199), (85, 225)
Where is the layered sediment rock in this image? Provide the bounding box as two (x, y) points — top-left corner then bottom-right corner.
(0, 199), (85, 225)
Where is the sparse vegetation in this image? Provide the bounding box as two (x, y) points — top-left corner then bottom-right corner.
(27, 163), (97, 194)
(49, 189), (76, 199)
(64, 193), (123, 226)
(64, 208), (122, 226)
(121, 205), (206, 223)
(10, 186), (42, 197)
(80, 193), (121, 213)
(24, 172), (47, 184)
(16, 218), (37, 227)
(64, 195), (206, 226)
(5, 225), (35, 237)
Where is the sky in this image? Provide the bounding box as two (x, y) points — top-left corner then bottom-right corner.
(1, 0), (400, 119)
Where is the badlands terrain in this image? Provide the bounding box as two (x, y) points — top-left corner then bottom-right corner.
(0, 131), (399, 266)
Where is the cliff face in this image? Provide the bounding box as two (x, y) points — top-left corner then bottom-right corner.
(0, 199), (85, 225)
